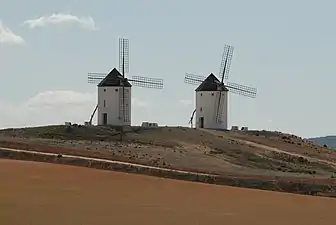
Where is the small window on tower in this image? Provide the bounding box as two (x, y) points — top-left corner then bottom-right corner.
(200, 93), (202, 96)
(104, 100), (106, 107)
(104, 89), (106, 92)
(211, 93), (214, 96)
(115, 89), (118, 92)
(200, 107), (202, 112)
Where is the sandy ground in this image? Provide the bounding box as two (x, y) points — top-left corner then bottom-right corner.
(1, 159), (336, 225)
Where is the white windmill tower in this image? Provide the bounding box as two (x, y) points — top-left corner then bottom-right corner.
(184, 45), (257, 130)
(87, 37), (164, 129)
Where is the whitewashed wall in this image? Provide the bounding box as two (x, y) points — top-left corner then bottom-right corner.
(195, 90), (228, 130)
(97, 86), (131, 126)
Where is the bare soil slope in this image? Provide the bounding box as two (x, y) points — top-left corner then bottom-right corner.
(1, 125), (336, 179)
(1, 159), (335, 225)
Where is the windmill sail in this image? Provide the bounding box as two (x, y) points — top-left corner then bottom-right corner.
(215, 45), (234, 124)
(214, 92), (225, 123)
(118, 88), (130, 122)
(219, 45), (234, 81)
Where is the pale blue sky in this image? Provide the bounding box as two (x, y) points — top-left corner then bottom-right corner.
(0, 0), (335, 138)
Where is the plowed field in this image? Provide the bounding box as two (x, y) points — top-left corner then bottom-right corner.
(1, 159), (335, 225)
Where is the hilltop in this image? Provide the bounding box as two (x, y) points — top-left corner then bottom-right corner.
(1, 125), (336, 179)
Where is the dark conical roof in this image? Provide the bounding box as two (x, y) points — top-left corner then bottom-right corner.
(195, 73), (228, 92)
(97, 68), (132, 87)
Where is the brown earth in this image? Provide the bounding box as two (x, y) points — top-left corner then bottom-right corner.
(1, 125), (336, 196)
(1, 159), (336, 225)
(1, 125), (336, 177)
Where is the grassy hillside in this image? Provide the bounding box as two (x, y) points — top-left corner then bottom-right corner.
(1, 125), (336, 179)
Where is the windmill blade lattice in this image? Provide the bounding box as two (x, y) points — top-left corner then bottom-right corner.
(226, 81), (257, 98)
(130, 76), (164, 89)
(219, 45), (234, 81)
(184, 73), (206, 85)
(214, 92), (225, 123)
(88, 72), (106, 84)
(119, 38), (129, 74)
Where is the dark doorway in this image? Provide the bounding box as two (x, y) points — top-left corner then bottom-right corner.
(102, 113), (108, 125)
(199, 117), (204, 128)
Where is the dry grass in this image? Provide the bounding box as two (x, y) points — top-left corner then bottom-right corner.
(1, 159), (336, 225)
(1, 125), (336, 178)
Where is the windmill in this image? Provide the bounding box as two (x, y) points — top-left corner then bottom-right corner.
(184, 45), (257, 130)
(87, 37), (164, 139)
